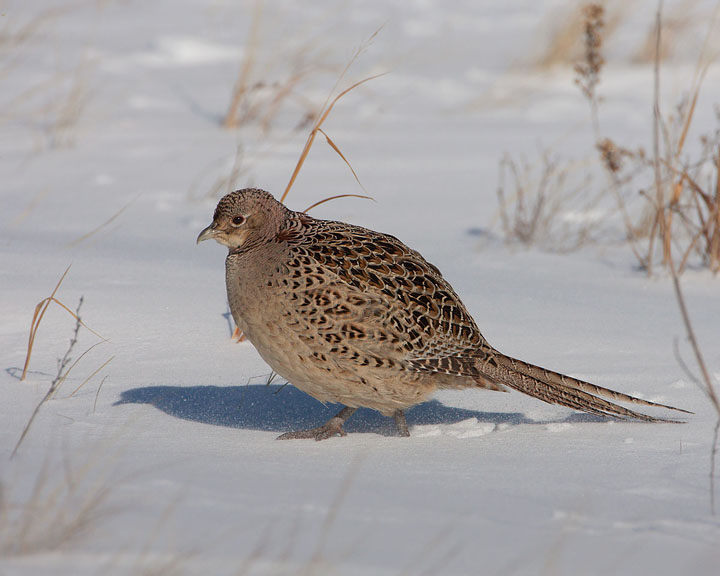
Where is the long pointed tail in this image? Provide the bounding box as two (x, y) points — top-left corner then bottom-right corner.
(481, 350), (692, 422)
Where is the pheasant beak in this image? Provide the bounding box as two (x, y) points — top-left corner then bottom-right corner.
(196, 223), (218, 244)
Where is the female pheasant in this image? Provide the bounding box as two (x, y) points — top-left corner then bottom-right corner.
(197, 189), (688, 440)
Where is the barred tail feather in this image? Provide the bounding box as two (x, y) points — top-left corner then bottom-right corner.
(484, 351), (691, 422)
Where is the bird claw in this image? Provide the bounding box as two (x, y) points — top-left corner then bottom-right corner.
(276, 417), (348, 441)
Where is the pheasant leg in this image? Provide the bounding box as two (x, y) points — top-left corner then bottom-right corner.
(393, 409), (410, 437)
(277, 406), (357, 441)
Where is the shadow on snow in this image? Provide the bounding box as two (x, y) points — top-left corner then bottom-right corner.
(115, 383), (608, 436)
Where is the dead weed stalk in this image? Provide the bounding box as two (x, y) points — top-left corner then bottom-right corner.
(44, 57), (94, 148)
(633, 0), (703, 63)
(578, 2), (720, 274)
(21, 265), (104, 381)
(669, 255), (720, 513)
(14, 297), (85, 458)
(280, 25), (385, 204)
(574, 3), (605, 137)
(535, 1), (628, 70)
(15, 269), (111, 458)
(496, 152), (598, 251)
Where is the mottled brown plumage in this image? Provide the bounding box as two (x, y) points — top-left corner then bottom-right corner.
(197, 188), (689, 440)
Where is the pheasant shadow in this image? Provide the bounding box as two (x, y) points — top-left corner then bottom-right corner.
(115, 384), (543, 436)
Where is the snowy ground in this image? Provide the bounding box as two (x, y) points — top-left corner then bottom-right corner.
(2, 1), (720, 574)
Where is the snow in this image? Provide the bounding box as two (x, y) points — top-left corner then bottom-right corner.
(2, 1), (720, 574)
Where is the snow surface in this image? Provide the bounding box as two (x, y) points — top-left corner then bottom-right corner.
(2, 1), (720, 575)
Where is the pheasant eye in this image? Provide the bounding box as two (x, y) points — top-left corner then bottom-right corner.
(231, 215), (245, 226)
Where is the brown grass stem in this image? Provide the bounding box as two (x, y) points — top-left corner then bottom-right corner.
(302, 194), (374, 214)
(669, 254), (720, 513)
(65, 198), (135, 248)
(70, 355), (114, 398)
(222, 0), (262, 129)
(21, 266), (105, 381)
(47, 340), (106, 401)
(280, 72), (385, 204)
(21, 265), (71, 381)
(316, 128), (368, 194)
(650, 2), (664, 273)
(93, 375), (108, 414)
(669, 266), (719, 412)
(13, 298), (84, 458)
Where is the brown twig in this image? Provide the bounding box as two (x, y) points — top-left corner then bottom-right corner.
(669, 254), (720, 513)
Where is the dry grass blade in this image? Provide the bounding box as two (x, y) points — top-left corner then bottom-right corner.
(302, 194), (374, 214)
(69, 355), (114, 397)
(536, 5), (585, 69)
(65, 198), (135, 248)
(650, 2), (664, 274)
(21, 265), (70, 381)
(317, 128), (368, 193)
(669, 254), (719, 513)
(280, 72), (385, 204)
(655, 1), (718, 272)
(222, 0), (262, 129)
(13, 298), (85, 458)
(678, 227), (706, 274)
(21, 266), (105, 381)
(46, 341), (106, 401)
(675, 64), (709, 157)
(670, 263), (719, 411)
(676, 2), (719, 156)
(221, 2), (337, 133)
(311, 73), (386, 143)
(93, 375), (108, 414)
(40, 297), (104, 339)
(711, 149), (720, 271)
(281, 129), (320, 203)
(279, 26), (384, 203)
